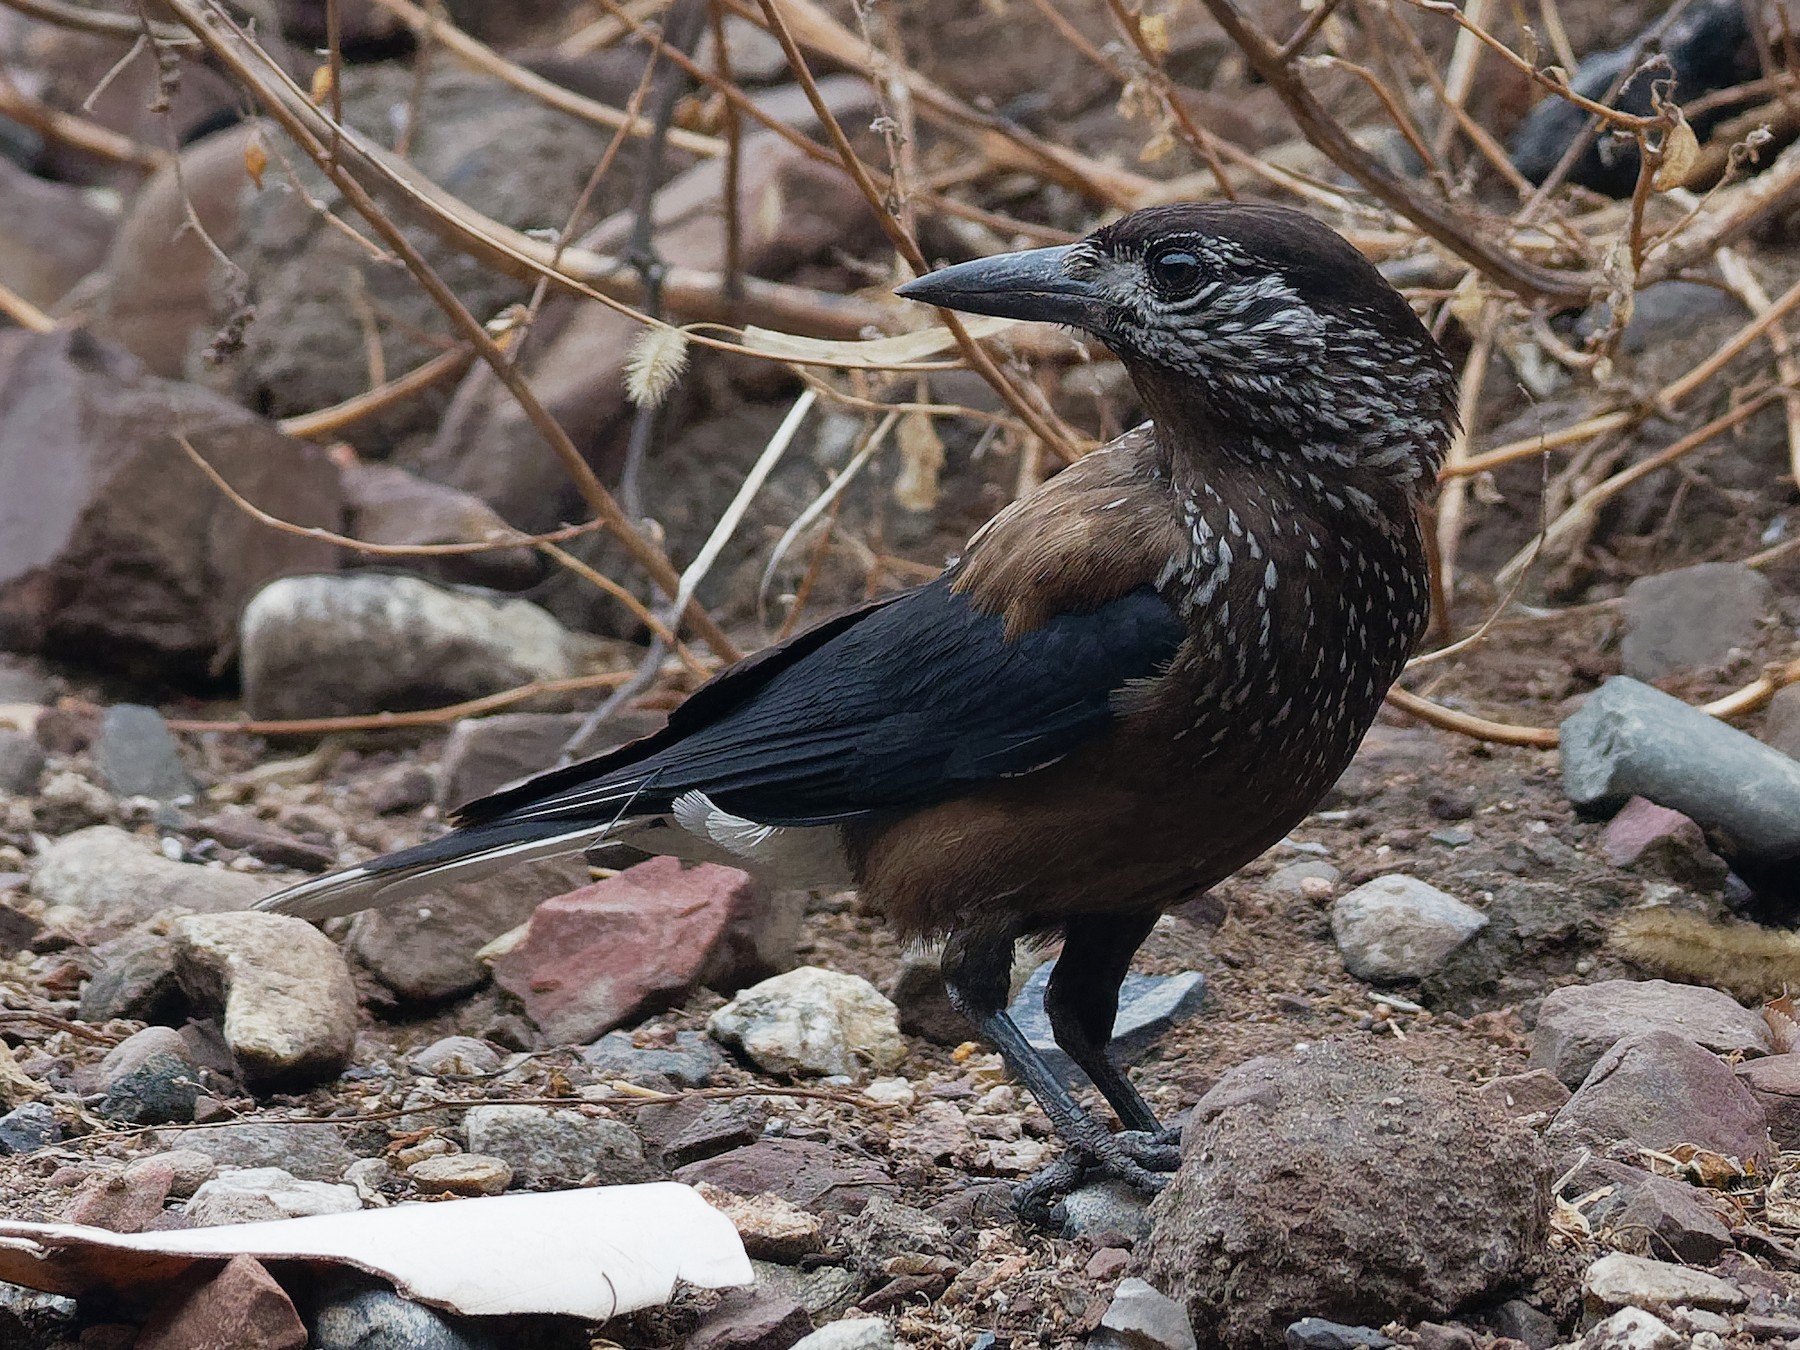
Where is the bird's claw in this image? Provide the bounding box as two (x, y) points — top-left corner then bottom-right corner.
(1012, 1126), (1183, 1228)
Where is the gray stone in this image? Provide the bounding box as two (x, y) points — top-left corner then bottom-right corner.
(0, 1101), (61, 1154)
(1264, 860), (1340, 896)
(79, 930), (183, 1023)
(96, 1026), (201, 1125)
(462, 1104), (653, 1187)
(1143, 1039), (1549, 1350)
(1547, 1029), (1773, 1168)
(96, 704), (195, 801)
(1062, 1178), (1154, 1243)
(349, 856), (590, 1004)
(408, 1036), (501, 1077)
(1483, 1300), (1559, 1350)
(0, 730), (45, 795)
(1582, 1251), (1745, 1311)
(581, 1029), (721, 1089)
(434, 711), (668, 810)
(1529, 979), (1772, 1087)
(709, 967), (904, 1079)
(185, 1167), (360, 1223)
(1560, 677), (1800, 874)
(1092, 1277), (1198, 1350)
(0, 1282), (77, 1346)
(142, 1148), (216, 1198)
(31, 825), (275, 937)
(1008, 961), (1206, 1085)
(1285, 1322), (1394, 1350)
(1330, 875), (1487, 982)
(157, 1122), (356, 1181)
(1564, 1159), (1732, 1263)
(789, 1320), (895, 1350)
(1621, 563), (1772, 680)
(311, 1285), (500, 1350)
(171, 911), (358, 1085)
(839, 1195), (953, 1269)
(1763, 683), (1800, 761)
(1736, 1052), (1800, 1147)
(241, 573), (604, 721)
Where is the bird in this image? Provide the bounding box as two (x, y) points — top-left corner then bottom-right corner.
(259, 202), (1458, 1212)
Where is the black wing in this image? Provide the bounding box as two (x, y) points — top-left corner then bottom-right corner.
(457, 577), (1185, 830)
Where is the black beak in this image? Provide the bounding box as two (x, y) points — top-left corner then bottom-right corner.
(896, 244), (1111, 331)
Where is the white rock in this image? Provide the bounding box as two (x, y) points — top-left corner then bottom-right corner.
(407, 1153), (512, 1196)
(1330, 874), (1487, 982)
(171, 911), (357, 1084)
(31, 825), (274, 936)
(186, 1167), (360, 1224)
(1578, 1307), (1684, 1350)
(709, 966), (904, 1078)
(1583, 1252), (1746, 1311)
(790, 1318), (897, 1350)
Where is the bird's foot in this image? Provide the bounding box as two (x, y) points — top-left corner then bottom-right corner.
(1013, 1126), (1182, 1229)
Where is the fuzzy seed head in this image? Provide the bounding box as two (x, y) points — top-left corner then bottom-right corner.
(625, 325), (691, 409)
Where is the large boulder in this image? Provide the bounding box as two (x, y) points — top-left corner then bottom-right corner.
(0, 329), (340, 681)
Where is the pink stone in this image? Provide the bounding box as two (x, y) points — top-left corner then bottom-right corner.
(135, 1254), (306, 1350)
(1600, 796), (1708, 868)
(492, 857), (766, 1043)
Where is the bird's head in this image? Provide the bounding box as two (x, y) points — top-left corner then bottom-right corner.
(898, 203), (1457, 495)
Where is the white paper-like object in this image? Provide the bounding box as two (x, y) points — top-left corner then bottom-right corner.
(0, 1183), (751, 1319)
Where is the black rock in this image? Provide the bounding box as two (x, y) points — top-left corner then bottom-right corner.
(98, 1051), (202, 1125)
(1008, 960), (1205, 1085)
(0, 1102), (62, 1154)
(1286, 1320), (1395, 1350)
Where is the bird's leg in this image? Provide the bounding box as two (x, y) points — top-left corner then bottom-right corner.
(940, 929), (1168, 1225)
(1043, 912), (1181, 1172)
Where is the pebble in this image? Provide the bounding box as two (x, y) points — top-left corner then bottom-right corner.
(686, 1288), (813, 1350)
(79, 930), (182, 1023)
(1560, 677), (1800, 879)
(1473, 1070), (1571, 1119)
(1598, 797), (1728, 888)
(581, 1028), (721, 1089)
(408, 1036), (501, 1078)
(156, 1122), (356, 1182)
(709, 966), (905, 1078)
(406, 1153), (512, 1196)
(694, 1180), (824, 1263)
(0, 1101), (61, 1154)
(1736, 1053), (1800, 1147)
(240, 573), (601, 720)
(30, 825), (274, 936)
(1264, 860), (1341, 896)
(310, 1284), (494, 1350)
(675, 1139), (892, 1219)
(95, 1025), (201, 1125)
(1285, 1320), (1395, 1350)
(186, 1167), (361, 1223)
(96, 704), (195, 801)
(140, 1149), (216, 1198)
(61, 1162), (173, 1233)
(1087, 1247), (1133, 1281)
(1329, 875), (1487, 982)
(1547, 1029), (1773, 1169)
(1564, 1159), (1732, 1264)
(1008, 961), (1206, 1085)
(171, 910), (358, 1084)
(1582, 1252), (1746, 1311)
(190, 810), (336, 872)
(31, 770), (117, 834)
(1092, 1277), (1198, 1350)
(135, 1254), (306, 1350)
(1621, 563), (1772, 681)
(840, 1194), (953, 1268)
(789, 1320), (896, 1350)
(1577, 1312), (1683, 1350)
(1484, 1300), (1559, 1350)
(1529, 979), (1773, 1087)
(462, 1104), (652, 1187)
(0, 728), (45, 794)
(1061, 1178), (1153, 1243)
(1145, 1041), (1546, 1347)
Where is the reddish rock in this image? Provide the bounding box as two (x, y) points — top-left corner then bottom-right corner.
(673, 1138), (893, 1219)
(491, 857), (772, 1043)
(136, 1254), (306, 1350)
(1474, 1070), (1572, 1119)
(1529, 980), (1771, 1087)
(339, 461), (538, 592)
(1736, 1053), (1800, 1148)
(1564, 1159), (1731, 1264)
(686, 1288), (812, 1350)
(1547, 1029), (1774, 1168)
(60, 1162), (172, 1233)
(0, 329), (340, 681)
(1599, 797), (1728, 886)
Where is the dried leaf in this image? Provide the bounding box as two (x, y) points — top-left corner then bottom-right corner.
(0, 1184), (750, 1319)
(894, 411), (945, 512)
(1139, 127), (1178, 164)
(243, 129), (268, 190)
(309, 63), (334, 105)
(741, 315), (1017, 369)
(625, 326), (691, 409)
(1767, 992), (1800, 1053)
(1654, 108), (1701, 191)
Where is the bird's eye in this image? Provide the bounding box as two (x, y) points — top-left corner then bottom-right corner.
(1146, 248), (1204, 299)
